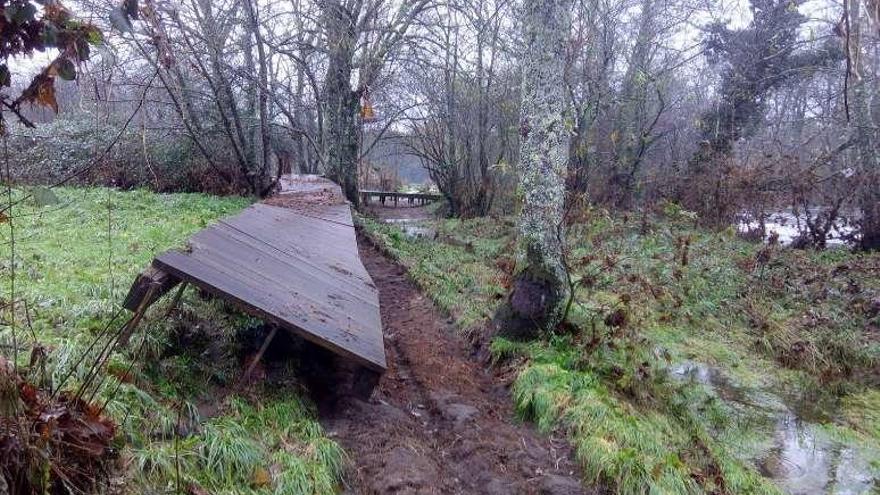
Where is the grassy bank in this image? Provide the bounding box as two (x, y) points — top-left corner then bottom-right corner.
(0, 187), (345, 494)
(359, 205), (880, 494)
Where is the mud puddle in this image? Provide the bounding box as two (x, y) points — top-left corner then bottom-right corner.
(671, 361), (879, 494)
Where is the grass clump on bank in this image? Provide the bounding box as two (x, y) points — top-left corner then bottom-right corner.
(0, 187), (345, 494)
(359, 206), (880, 494)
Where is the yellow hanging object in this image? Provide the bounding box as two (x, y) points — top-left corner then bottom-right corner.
(361, 93), (377, 122)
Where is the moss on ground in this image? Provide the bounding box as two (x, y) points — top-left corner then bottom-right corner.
(0, 187), (345, 494)
(359, 206), (880, 494)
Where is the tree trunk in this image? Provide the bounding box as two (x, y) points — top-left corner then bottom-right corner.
(322, 0), (361, 206)
(848, 0), (880, 250)
(496, 0), (573, 339)
(243, 0), (273, 195)
(612, 0), (654, 208)
(325, 85), (361, 205)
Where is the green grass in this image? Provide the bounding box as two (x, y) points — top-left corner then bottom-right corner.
(358, 215), (511, 332)
(360, 206), (880, 494)
(130, 395), (345, 494)
(0, 186), (345, 494)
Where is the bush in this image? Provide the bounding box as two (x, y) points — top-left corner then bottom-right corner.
(6, 112), (248, 194)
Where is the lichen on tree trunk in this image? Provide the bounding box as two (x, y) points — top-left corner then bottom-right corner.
(496, 0), (573, 339)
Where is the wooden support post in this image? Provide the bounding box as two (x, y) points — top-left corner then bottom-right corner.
(118, 284), (158, 347)
(352, 366), (381, 399)
(239, 326), (279, 386)
(394, 194), (399, 207)
(123, 266), (180, 311)
(163, 282), (189, 318)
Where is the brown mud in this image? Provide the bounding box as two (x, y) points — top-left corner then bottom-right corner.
(315, 222), (594, 494)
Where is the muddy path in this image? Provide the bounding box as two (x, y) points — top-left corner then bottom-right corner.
(318, 236), (593, 495)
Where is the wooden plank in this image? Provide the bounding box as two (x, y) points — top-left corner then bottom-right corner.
(216, 208), (370, 282)
(175, 239), (380, 341)
(182, 230), (380, 328)
(154, 250), (386, 371)
(122, 266), (180, 311)
(199, 222), (376, 303)
(220, 205), (363, 268)
(352, 366), (382, 399)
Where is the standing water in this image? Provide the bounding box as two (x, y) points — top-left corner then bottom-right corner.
(671, 362), (879, 494)
(365, 201), (437, 239)
(383, 218), (436, 239)
(738, 210), (857, 246)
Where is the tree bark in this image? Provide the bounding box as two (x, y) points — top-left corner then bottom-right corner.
(324, 84), (361, 205)
(849, 0), (880, 250)
(497, 0), (573, 339)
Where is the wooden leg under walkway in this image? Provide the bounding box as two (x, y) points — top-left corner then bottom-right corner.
(239, 326), (279, 386)
(351, 366), (381, 399)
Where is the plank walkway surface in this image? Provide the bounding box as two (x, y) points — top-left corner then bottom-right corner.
(124, 175), (386, 377)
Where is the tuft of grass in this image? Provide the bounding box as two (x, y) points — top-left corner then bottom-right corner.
(510, 344), (780, 495)
(201, 417), (264, 485)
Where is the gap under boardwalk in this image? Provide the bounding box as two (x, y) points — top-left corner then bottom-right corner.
(318, 237), (596, 495)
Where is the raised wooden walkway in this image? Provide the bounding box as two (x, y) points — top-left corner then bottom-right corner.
(123, 175), (385, 395)
(360, 190), (443, 207)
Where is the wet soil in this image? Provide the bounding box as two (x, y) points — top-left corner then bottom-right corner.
(318, 236), (592, 494)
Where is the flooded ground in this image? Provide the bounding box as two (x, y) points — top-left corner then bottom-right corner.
(671, 362), (879, 494)
(738, 209), (856, 246)
(365, 202), (437, 238)
(383, 218), (436, 238)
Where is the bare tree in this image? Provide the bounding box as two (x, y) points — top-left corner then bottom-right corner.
(406, 0), (518, 217)
(318, 0), (432, 205)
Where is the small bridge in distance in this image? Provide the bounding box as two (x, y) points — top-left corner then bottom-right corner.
(360, 190), (443, 207)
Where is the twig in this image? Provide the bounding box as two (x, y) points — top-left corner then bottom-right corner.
(3, 131), (17, 372)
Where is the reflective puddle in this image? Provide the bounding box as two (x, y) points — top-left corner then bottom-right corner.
(384, 218), (436, 239)
(670, 361), (879, 494)
(737, 210), (856, 246)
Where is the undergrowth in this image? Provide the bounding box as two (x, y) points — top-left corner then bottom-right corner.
(0, 187), (345, 493)
(360, 206), (880, 494)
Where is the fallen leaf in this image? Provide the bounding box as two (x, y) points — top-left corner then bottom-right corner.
(34, 77), (58, 112)
(252, 467), (271, 488)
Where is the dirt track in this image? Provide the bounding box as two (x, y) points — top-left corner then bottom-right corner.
(317, 234), (593, 494)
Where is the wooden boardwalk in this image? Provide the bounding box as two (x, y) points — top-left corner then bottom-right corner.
(360, 190), (443, 206)
(124, 175), (386, 393)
